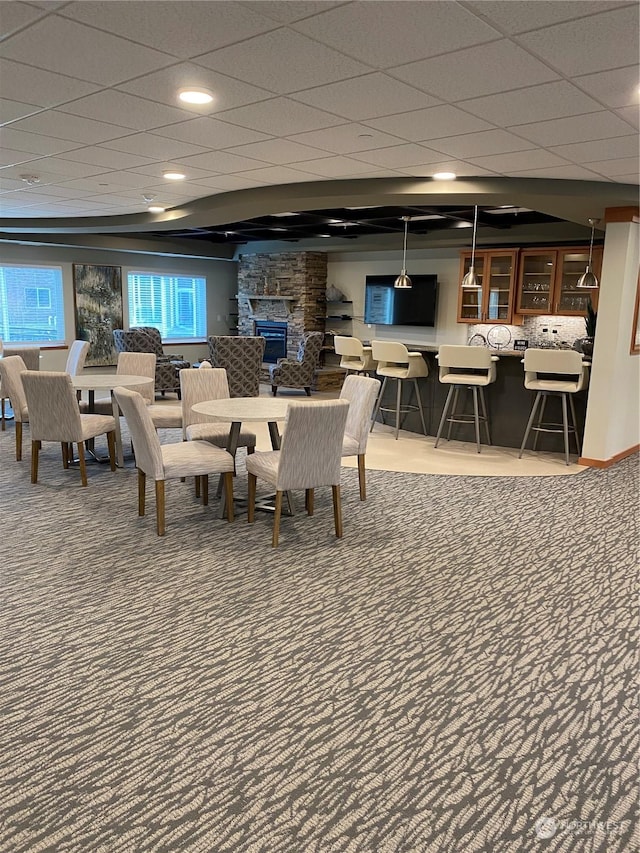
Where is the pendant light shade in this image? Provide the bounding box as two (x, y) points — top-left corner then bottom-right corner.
(576, 218), (600, 289)
(394, 217), (412, 288)
(461, 205), (481, 289)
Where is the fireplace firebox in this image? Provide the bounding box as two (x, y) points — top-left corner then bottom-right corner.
(254, 320), (288, 363)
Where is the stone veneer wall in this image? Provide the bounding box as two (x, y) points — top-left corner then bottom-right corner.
(236, 252), (327, 359)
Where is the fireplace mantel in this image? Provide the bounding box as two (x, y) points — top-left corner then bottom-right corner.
(236, 294), (297, 318)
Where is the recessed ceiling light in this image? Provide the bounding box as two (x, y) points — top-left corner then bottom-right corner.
(178, 88), (214, 105)
(432, 171), (457, 181)
(163, 169), (186, 181)
(148, 205), (166, 213)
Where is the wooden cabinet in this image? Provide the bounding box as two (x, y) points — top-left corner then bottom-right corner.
(457, 250), (519, 324)
(516, 246), (602, 316)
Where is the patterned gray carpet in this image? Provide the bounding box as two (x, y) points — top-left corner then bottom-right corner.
(0, 426), (637, 852)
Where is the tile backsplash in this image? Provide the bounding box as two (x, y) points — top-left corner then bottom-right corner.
(468, 315), (588, 350)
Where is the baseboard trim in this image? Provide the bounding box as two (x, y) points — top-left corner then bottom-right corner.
(579, 444), (640, 468)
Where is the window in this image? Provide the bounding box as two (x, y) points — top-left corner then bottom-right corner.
(127, 272), (206, 341)
(0, 265), (65, 344)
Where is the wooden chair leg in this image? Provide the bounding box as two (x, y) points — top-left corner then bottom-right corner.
(15, 421), (22, 461)
(1, 397), (5, 431)
(224, 472), (234, 522)
(332, 484), (343, 538)
(247, 445), (255, 455)
(106, 431), (116, 471)
(77, 441), (88, 486)
(202, 474), (209, 506)
(155, 479), (165, 536)
(272, 491), (283, 547)
(30, 440), (40, 483)
(304, 387), (311, 396)
(357, 454), (366, 501)
(138, 469), (146, 516)
(195, 476), (201, 498)
(271, 385), (278, 397)
(247, 473), (257, 522)
(61, 442), (69, 469)
(305, 488), (314, 515)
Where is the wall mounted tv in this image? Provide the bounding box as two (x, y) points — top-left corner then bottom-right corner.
(364, 275), (438, 326)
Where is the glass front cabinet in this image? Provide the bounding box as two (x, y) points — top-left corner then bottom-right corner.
(457, 250), (519, 324)
(516, 246), (602, 316)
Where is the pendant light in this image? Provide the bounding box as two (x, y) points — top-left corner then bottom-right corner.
(461, 205), (481, 289)
(394, 216), (412, 289)
(576, 218), (600, 289)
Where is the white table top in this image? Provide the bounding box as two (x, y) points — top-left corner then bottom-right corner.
(192, 396), (310, 423)
(71, 373), (153, 391)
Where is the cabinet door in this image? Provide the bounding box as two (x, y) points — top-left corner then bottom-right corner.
(485, 251), (518, 322)
(517, 249), (556, 314)
(554, 247), (602, 314)
(458, 253), (484, 322)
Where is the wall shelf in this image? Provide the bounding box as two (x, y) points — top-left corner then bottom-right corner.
(236, 294), (297, 318)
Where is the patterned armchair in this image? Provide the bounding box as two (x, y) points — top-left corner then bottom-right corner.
(269, 332), (323, 396)
(113, 328), (189, 398)
(207, 335), (266, 398)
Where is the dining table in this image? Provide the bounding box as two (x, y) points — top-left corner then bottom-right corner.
(72, 373), (155, 466)
(191, 396), (306, 518)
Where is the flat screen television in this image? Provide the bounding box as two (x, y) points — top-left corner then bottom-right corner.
(364, 274), (438, 326)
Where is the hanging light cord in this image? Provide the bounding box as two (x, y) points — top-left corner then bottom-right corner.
(401, 218), (408, 271)
(470, 205), (478, 266)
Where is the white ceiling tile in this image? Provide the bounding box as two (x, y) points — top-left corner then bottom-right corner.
(182, 174), (264, 191)
(0, 1), (45, 37)
(55, 146), (157, 170)
(292, 2), (501, 67)
(290, 73), (439, 120)
(428, 129), (536, 159)
(549, 135), (640, 164)
(467, 149), (571, 173)
(391, 40), (560, 101)
(465, 1), (629, 33)
(149, 116), (270, 148)
(178, 150), (278, 172)
(290, 157), (391, 178)
(229, 165), (318, 184)
(573, 66), (640, 109)
(396, 160), (498, 178)
(611, 173), (639, 184)
(0, 98), (43, 123)
(460, 81), (603, 126)
(3, 157), (108, 180)
(349, 144), (450, 169)
(58, 91), (190, 132)
(286, 124), (406, 155)
(215, 98), (343, 137)
(8, 110), (135, 144)
(196, 29), (371, 95)
(365, 105), (494, 143)
(116, 63), (274, 112)
(614, 106), (639, 130)
(223, 139), (328, 165)
(240, 2), (344, 24)
(508, 112), (636, 146)
(101, 132), (208, 160)
(0, 147), (45, 168)
(508, 164), (615, 181)
(0, 126), (81, 155)
(515, 5), (640, 76)
(126, 161), (217, 182)
(0, 58), (101, 108)
(583, 157), (640, 178)
(0, 17), (175, 86)
(58, 174), (158, 193)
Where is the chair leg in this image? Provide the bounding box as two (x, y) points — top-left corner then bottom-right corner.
(15, 421), (22, 461)
(304, 387), (311, 396)
(472, 386), (481, 453)
(106, 431), (116, 471)
(30, 440), (40, 483)
(155, 480), (166, 536)
(1, 397), (5, 431)
(479, 387), (491, 445)
(138, 469), (146, 516)
(332, 485), (343, 538)
(271, 385), (278, 397)
(370, 376), (387, 432)
(224, 472), (234, 522)
(519, 392), (542, 458)
(532, 393), (548, 451)
(272, 491), (283, 547)
(61, 442), (69, 469)
(434, 385), (455, 449)
(413, 379), (428, 436)
(202, 474), (209, 505)
(195, 476), (201, 498)
(446, 387), (460, 441)
(77, 441), (88, 486)
(305, 488), (314, 515)
(394, 378), (402, 439)
(247, 473), (257, 523)
(568, 394), (581, 456)
(561, 392), (570, 466)
(357, 454), (366, 501)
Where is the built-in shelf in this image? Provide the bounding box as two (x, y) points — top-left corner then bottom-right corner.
(236, 294), (297, 319)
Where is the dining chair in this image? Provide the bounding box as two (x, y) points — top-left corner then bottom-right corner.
(180, 367), (257, 452)
(339, 374), (381, 500)
(114, 386), (235, 536)
(1, 347), (40, 432)
(246, 398), (349, 547)
(22, 371), (116, 486)
(65, 340), (90, 375)
(0, 355), (30, 460)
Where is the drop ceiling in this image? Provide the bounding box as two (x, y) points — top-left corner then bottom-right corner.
(0, 0), (638, 246)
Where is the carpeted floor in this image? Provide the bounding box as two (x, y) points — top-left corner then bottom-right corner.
(0, 426), (637, 852)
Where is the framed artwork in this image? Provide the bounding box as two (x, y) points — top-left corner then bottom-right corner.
(73, 264), (123, 366)
(631, 272), (640, 355)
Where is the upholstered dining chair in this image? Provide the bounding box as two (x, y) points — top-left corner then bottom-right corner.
(180, 367), (257, 452)
(22, 371), (116, 486)
(269, 331), (324, 396)
(207, 335), (266, 397)
(113, 328), (189, 398)
(114, 386), (235, 536)
(246, 398), (349, 547)
(0, 355), (30, 460)
(339, 374), (381, 501)
(65, 340), (90, 376)
(1, 347), (40, 432)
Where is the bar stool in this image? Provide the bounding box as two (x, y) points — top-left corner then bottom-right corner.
(370, 340), (428, 439)
(518, 348), (589, 466)
(333, 336), (377, 375)
(434, 345), (497, 453)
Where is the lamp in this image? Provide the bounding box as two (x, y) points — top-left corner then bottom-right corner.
(461, 205), (481, 289)
(576, 218), (600, 289)
(394, 216), (412, 289)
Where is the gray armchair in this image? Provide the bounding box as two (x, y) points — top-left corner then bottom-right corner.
(269, 332), (323, 396)
(113, 328), (189, 398)
(207, 335), (266, 398)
